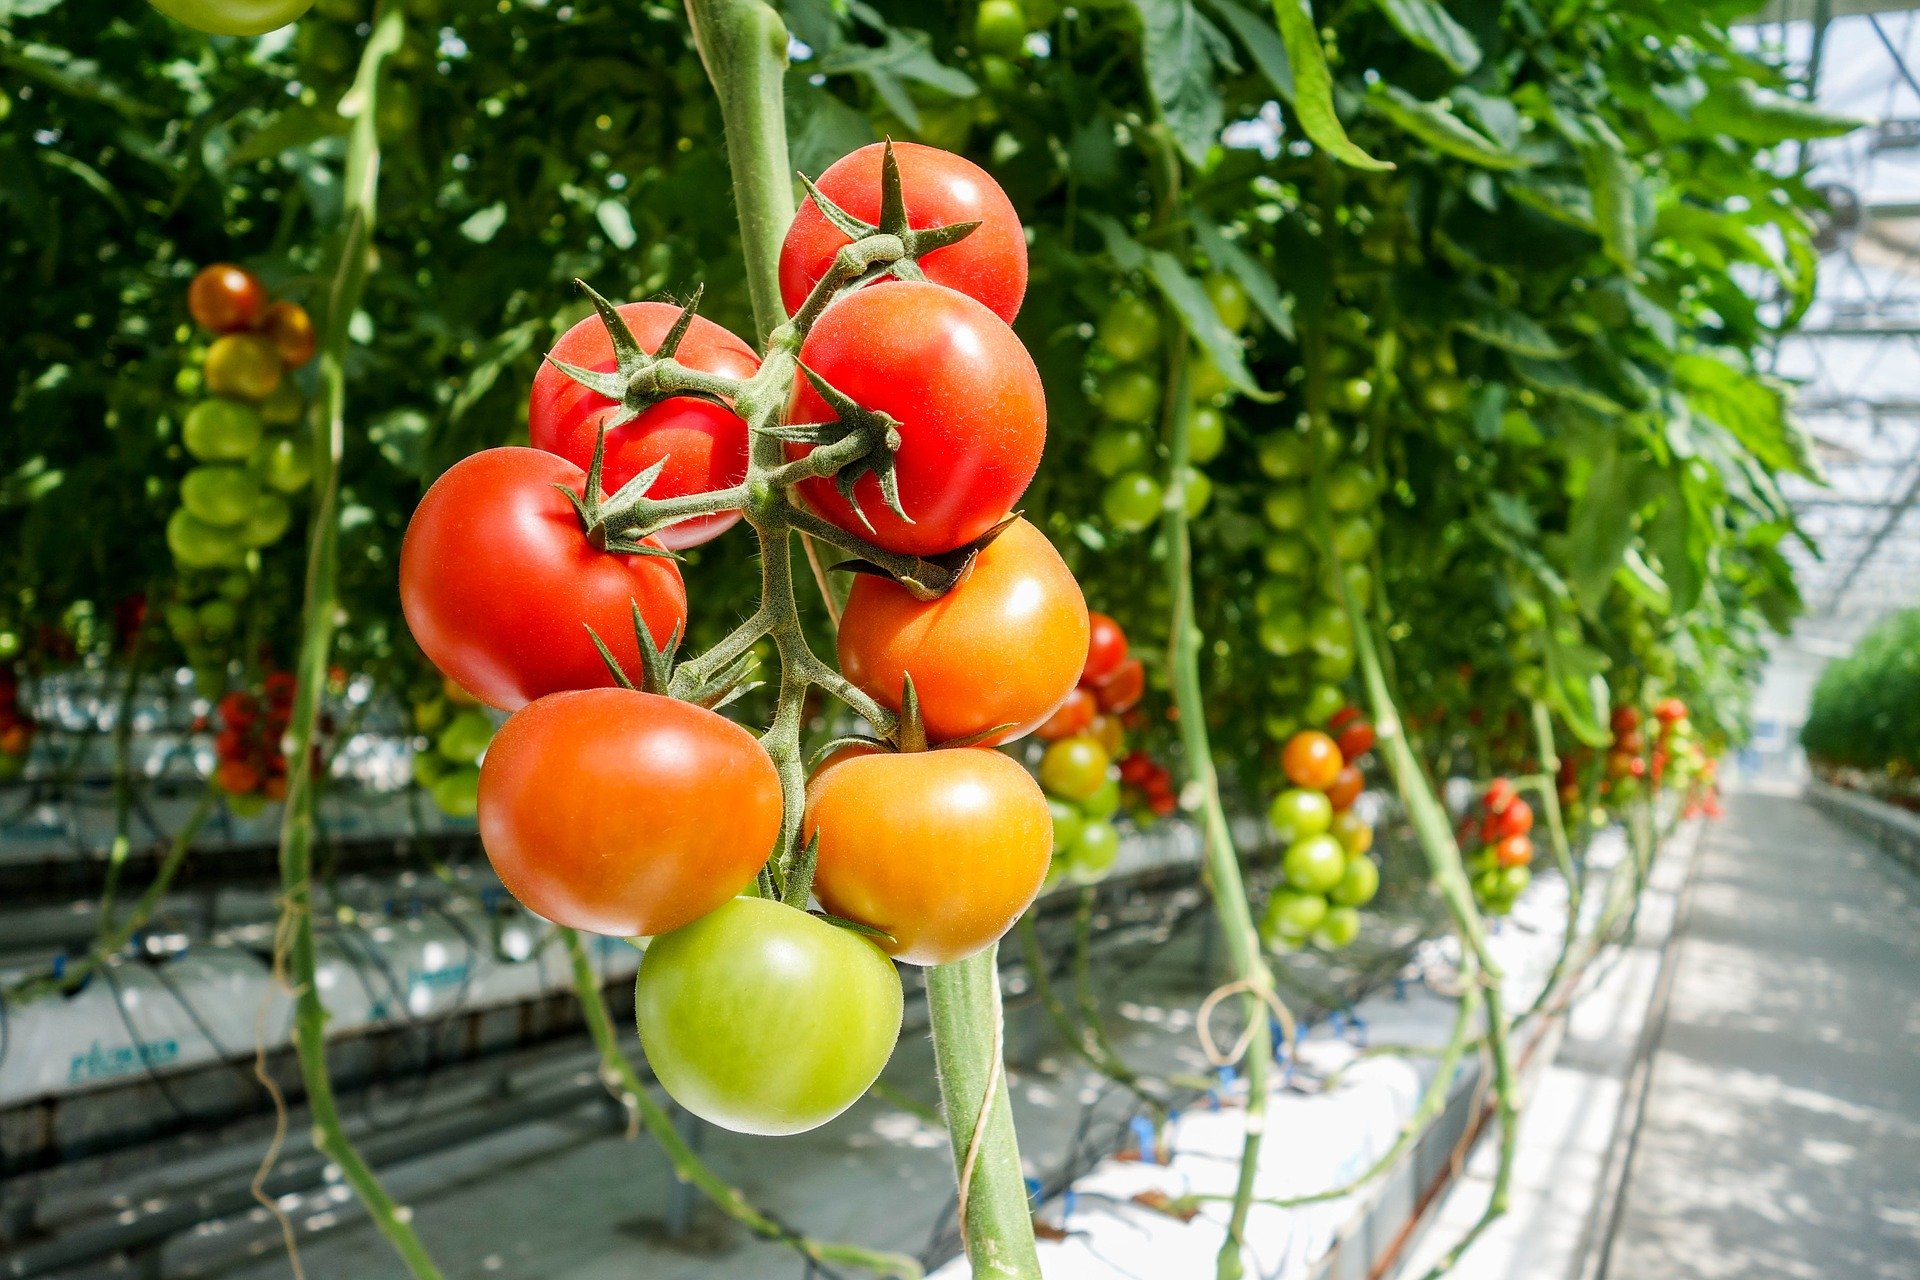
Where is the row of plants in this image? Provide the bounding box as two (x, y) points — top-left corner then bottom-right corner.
(0, 0), (1843, 1275)
(1803, 609), (1920, 802)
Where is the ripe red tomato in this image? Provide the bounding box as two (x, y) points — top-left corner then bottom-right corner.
(1654, 697), (1688, 725)
(1335, 719), (1375, 761)
(1327, 705), (1362, 732)
(637, 897), (901, 1136)
(1282, 730), (1344, 790)
(1324, 764), (1364, 812)
(1495, 834), (1534, 868)
(1083, 612), (1129, 683)
(1090, 657), (1145, 714)
(1484, 777), (1516, 814)
(528, 302), (760, 550)
(778, 142), (1028, 323)
(1490, 797), (1534, 839)
(787, 281), (1044, 557)
(188, 264), (267, 333)
(1611, 706), (1641, 735)
(1615, 728), (1646, 756)
(261, 300), (317, 368)
(478, 688), (779, 937)
(837, 517), (1086, 745)
(806, 746), (1051, 965)
(1034, 686), (1096, 741)
(400, 448), (688, 711)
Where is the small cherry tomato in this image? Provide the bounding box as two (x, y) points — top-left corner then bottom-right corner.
(1496, 835), (1534, 868)
(1611, 706), (1641, 735)
(1324, 764), (1364, 812)
(187, 264), (267, 332)
(256, 300), (316, 368)
(204, 333), (284, 402)
(1263, 890), (1328, 940)
(1084, 712), (1125, 756)
(1035, 686), (1096, 741)
(1268, 788), (1332, 844)
(1331, 809), (1373, 856)
(1330, 856), (1378, 907)
(1090, 657), (1145, 714)
(1102, 472), (1163, 532)
(1314, 905), (1361, 950)
(806, 745), (1051, 965)
(837, 517), (1086, 746)
(1335, 719), (1375, 761)
(1490, 797), (1534, 839)
(1282, 730), (1344, 790)
(1484, 777), (1516, 814)
(1038, 735), (1110, 803)
(478, 688), (780, 937)
(1283, 835), (1347, 894)
(1083, 612), (1129, 684)
(637, 897), (902, 1136)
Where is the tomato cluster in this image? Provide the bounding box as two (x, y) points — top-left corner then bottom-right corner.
(1031, 612), (1163, 887)
(407, 678), (495, 818)
(401, 141), (1079, 1136)
(1465, 778), (1535, 916)
(1259, 722), (1379, 952)
(0, 667), (34, 782)
(210, 673), (297, 814)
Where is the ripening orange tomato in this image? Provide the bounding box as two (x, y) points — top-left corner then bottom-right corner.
(261, 300), (317, 368)
(837, 517), (1088, 746)
(1496, 834), (1534, 868)
(1324, 764), (1364, 812)
(188, 264), (267, 333)
(805, 746), (1051, 965)
(1282, 730), (1344, 790)
(1035, 686), (1097, 741)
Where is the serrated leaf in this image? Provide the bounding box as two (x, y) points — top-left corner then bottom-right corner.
(1269, 0), (1390, 170)
(1374, 0), (1480, 76)
(1130, 0), (1231, 167)
(1583, 143), (1640, 270)
(1454, 305), (1570, 359)
(1567, 447), (1650, 610)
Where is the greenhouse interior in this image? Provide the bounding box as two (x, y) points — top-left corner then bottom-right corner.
(2, 0), (1917, 1277)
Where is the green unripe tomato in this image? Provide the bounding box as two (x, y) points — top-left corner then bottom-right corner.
(1324, 462), (1376, 514)
(636, 897), (903, 1136)
(1340, 560), (1374, 604)
(1083, 777), (1123, 820)
(218, 570), (251, 601)
(1330, 515), (1376, 561)
(1188, 405), (1227, 464)
(431, 766), (481, 818)
(261, 437), (314, 493)
(1097, 295), (1162, 364)
(1180, 467), (1212, 517)
(1283, 834), (1348, 894)
(1330, 856), (1379, 907)
(1328, 376), (1373, 415)
(1303, 682), (1346, 726)
(1258, 609), (1309, 658)
(1268, 787), (1333, 844)
(1262, 533), (1312, 577)
(1103, 472), (1163, 533)
(259, 380), (305, 427)
(1422, 377), (1468, 414)
(1090, 425), (1153, 477)
(1099, 368), (1161, 422)
(1262, 889), (1328, 939)
(1500, 865), (1532, 897)
(1069, 820), (1121, 883)
(240, 493), (293, 548)
(1466, 846), (1498, 877)
(1473, 869), (1505, 902)
(1049, 797), (1086, 854)
(1257, 432), (1313, 480)
(1308, 603), (1352, 657)
(973, 0), (1027, 57)
(436, 709), (494, 765)
(1189, 353), (1231, 402)
(1254, 578), (1304, 617)
(1314, 424), (1348, 462)
(1312, 646), (1356, 682)
(1313, 905), (1361, 950)
(1204, 273), (1251, 332)
(184, 399), (264, 462)
(148, 0), (315, 37)
(181, 465), (262, 528)
(197, 599), (238, 636)
(1039, 736), (1111, 802)
(167, 509), (244, 570)
(1263, 712), (1301, 743)
(1262, 486), (1309, 532)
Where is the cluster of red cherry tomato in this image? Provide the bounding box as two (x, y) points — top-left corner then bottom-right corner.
(400, 142), (1087, 1136)
(1465, 777), (1535, 917)
(1259, 716), (1378, 952)
(0, 666), (34, 782)
(209, 673), (297, 814)
(1033, 612), (1166, 886)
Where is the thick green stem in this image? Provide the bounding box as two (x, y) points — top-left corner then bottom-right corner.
(1517, 701), (1582, 1028)
(926, 947), (1041, 1280)
(561, 931), (922, 1279)
(270, 9), (441, 1278)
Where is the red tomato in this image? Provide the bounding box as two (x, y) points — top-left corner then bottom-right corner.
(787, 281), (1044, 557)
(1324, 764), (1364, 812)
(400, 448), (688, 711)
(837, 517), (1086, 746)
(261, 300), (317, 369)
(1091, 658), (1146, 714)
(805, 746), (1050, 965)
(1327, 705), (1362, 732)
(1484, 777), (1516, 814)
(1117, 749), (1156, 786)
(188, 264), (267, 333)
(1611, 705), (1641, 735)
(1282, 731), (1344, 790)
(1495, 835), (1534, 868)
(1615, 728), (1646, 755)
(215, 758), (260, 795)
(1083, 612), (1129, 684)
(1034, 686), (1096, 741)
(778, 141), (1028, 323)
(479, 688), (779, 937)
(1654, 697), (1688, 725)
(528, 302), (760, 550)
(1335, 720), (1375, 761)
(1490, 797), (1534, 839)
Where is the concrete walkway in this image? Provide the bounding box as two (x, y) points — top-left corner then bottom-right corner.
(1602, 792), (1920, 1280)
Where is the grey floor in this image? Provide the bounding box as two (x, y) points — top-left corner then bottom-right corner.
(1604, 793), (1920, 1280)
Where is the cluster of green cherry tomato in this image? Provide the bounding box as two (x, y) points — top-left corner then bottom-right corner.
(397, 142), (1098, 1136)
(407, 678), (496, 819)
(1259, 717), (1379, 952)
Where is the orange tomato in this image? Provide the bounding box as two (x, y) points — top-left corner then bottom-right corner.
(805, 746), (1051, 965)
(837, 517), (1087, 746)
(1035, 686), (1096, 741)
(1281, 730), (1344, 790)
(262, 300), (317, 368)
(188, 263), (267, 333)
(1324, 764), (1364, 811)
(1496, 834), (1534, 868)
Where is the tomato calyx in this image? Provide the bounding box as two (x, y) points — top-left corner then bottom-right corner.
(583, 598), (760, 710)
(546, 282), (745, 429)
(825, 511), (1021, 603)
(760, 361), (910, 531)
(793, 140), (984, 313)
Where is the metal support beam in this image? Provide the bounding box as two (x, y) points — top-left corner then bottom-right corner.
(1821, 461), (1920, 612)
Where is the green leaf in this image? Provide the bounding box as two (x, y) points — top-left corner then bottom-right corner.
(1453, 304), (1571, 359)
(1567, 447), (1650, 610)
(1269, 0), (1391, 170)
(1647, 475), (1703, 614)
(1373, 0), (1480, 76)
(1147, 250), (1271, 398)
(1583, 143), (1640, 270)
(450, 319), (542, 423)
(1199, 0), (1293, 101)
(1369, 85), (1530, 170)
(1193, 213), (1295, 339)
(1541, 625), (1611, 749)
(1130, 0), (1233, 167)
(228, 107), (346, 164)
(1509, 354), (1623, 415)
(1695, 82), (1861, 144)
(1674, 353), (1816, 479)
(38, 151), (128, 220)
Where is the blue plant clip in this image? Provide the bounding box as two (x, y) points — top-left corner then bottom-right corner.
(1129, 1114), (1158, 1164)
(1025, 1175), (1042, 1203)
